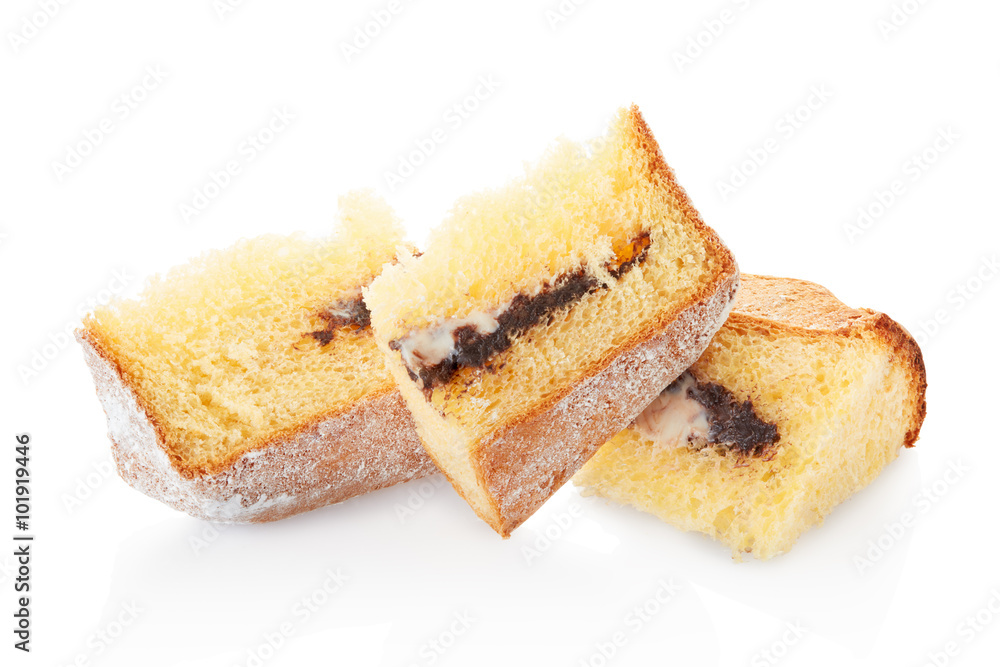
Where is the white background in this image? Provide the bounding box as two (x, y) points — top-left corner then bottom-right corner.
(1, 1), (998, 665)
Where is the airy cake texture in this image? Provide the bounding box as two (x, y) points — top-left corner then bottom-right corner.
(574, 275), (927, 559)
(77, 191), (436, 522)
(365, 106), (739, 536)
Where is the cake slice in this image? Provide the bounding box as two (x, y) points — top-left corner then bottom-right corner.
(77, 191), (436, 522)
(574, 275), (927, 559)
(365, 106), (739, 537)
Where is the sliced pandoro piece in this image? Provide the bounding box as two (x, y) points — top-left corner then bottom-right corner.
(77, 191), (436, 522)
(365, 106), (739, 537)
(574, 274), (927, 559)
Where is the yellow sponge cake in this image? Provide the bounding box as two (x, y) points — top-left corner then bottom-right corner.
(77, 191), (436, 522)
(365, 106), (739, 536)
(574, 275), (927, 558)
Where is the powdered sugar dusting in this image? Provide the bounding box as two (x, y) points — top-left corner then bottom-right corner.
(477, 270), (740, 535)
(77, 331), (436, 523)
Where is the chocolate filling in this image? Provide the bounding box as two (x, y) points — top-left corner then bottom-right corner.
(607, 231), (651, 279)
(669, 371), (779, 457)
(306, 296), (370, 347)
(389, 232), (652, 393)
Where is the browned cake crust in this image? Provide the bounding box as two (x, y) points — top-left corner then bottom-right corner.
(467, 107), (740, 536)
(77, 329), (437, 522)
(730, 274), (927, 446)
(390, 106), (740, 537)
(573, 273), (927, 559)
(475, 270), (739, 535)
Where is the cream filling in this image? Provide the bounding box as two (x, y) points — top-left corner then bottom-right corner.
(324, 286), (364, 320)
(396, 307), (505, 370)
(634, 373), (710, 448)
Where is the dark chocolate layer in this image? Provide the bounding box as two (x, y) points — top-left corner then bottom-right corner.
(670, 371), (780, 457)
(389, 233), (652, 393)
(607, 231), (651, 279)
(307, 297), (371, 347)
(390, 269), (600, 390)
